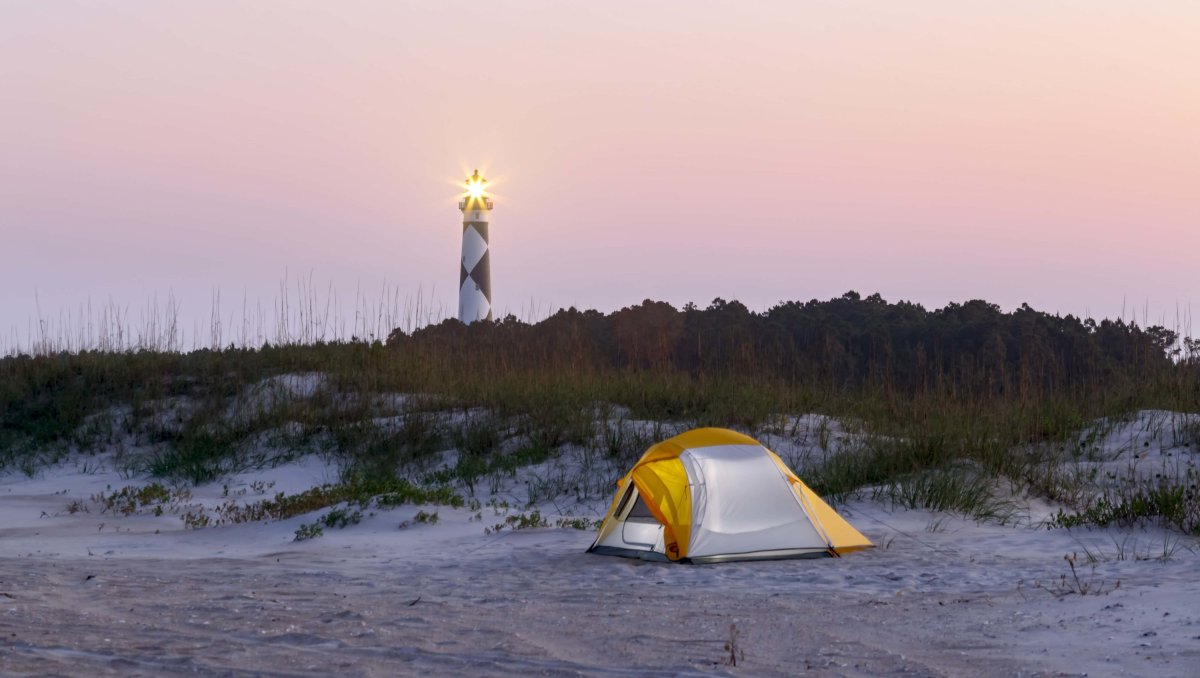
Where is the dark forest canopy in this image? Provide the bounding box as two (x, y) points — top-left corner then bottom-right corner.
(391, 292), (1197, 398)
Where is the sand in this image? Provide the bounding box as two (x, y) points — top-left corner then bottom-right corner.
(2, 412), (1199, 676)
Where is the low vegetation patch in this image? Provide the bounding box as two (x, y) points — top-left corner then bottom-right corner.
(485, 509), (550, 534)
(1049, 483), (1200, 535)
(482, 510), (600, 535)
(82, 473), (463, 533)
(1031, 552), (1120, 597)
(92, 482), (192, 517)
(200, 473), (462, 528)
(413, 509), (439, 524)
(872, 466), (1014, 523)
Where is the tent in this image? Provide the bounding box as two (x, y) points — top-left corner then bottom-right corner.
(588, 427), (873, 563)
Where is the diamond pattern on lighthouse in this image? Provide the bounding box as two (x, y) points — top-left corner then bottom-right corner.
(468, 250), (490, 296)
(460, 223), (491, 323)
(459, 277), (492, 323)
(461, 223), (488, 272)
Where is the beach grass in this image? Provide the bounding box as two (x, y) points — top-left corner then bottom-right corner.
(3, 292), (1198, 533)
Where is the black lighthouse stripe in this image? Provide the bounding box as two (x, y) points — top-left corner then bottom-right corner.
(468, 250), (491, 302)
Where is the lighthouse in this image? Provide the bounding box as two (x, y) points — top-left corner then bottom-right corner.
(458, 169), (493, 323)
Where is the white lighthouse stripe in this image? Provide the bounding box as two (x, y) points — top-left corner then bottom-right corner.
(458, 279), (491, 323)
(461, 224), (488, 272)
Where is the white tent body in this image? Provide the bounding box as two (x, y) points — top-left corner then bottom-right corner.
(590, 437), (870, 563)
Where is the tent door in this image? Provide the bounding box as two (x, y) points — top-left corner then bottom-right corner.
(621, 493), (663, 548)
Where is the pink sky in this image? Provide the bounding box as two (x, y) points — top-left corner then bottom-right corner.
(2, 2), (1198, 348)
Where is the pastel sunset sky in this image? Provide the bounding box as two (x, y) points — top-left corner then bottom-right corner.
(3, 2), (1197, 347)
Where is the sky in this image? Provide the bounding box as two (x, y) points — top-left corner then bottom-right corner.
(2, 2), (1198, 350)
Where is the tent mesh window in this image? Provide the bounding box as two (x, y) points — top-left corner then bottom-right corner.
(626, 494), (656, 521)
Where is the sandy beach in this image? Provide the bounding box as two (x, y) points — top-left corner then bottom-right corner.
(3, 416), (1199, 676)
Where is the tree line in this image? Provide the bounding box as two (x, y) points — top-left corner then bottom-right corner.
(390, 292), (1197, 399)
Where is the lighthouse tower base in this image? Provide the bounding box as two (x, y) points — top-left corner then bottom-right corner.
(459, 221), (492, 322)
